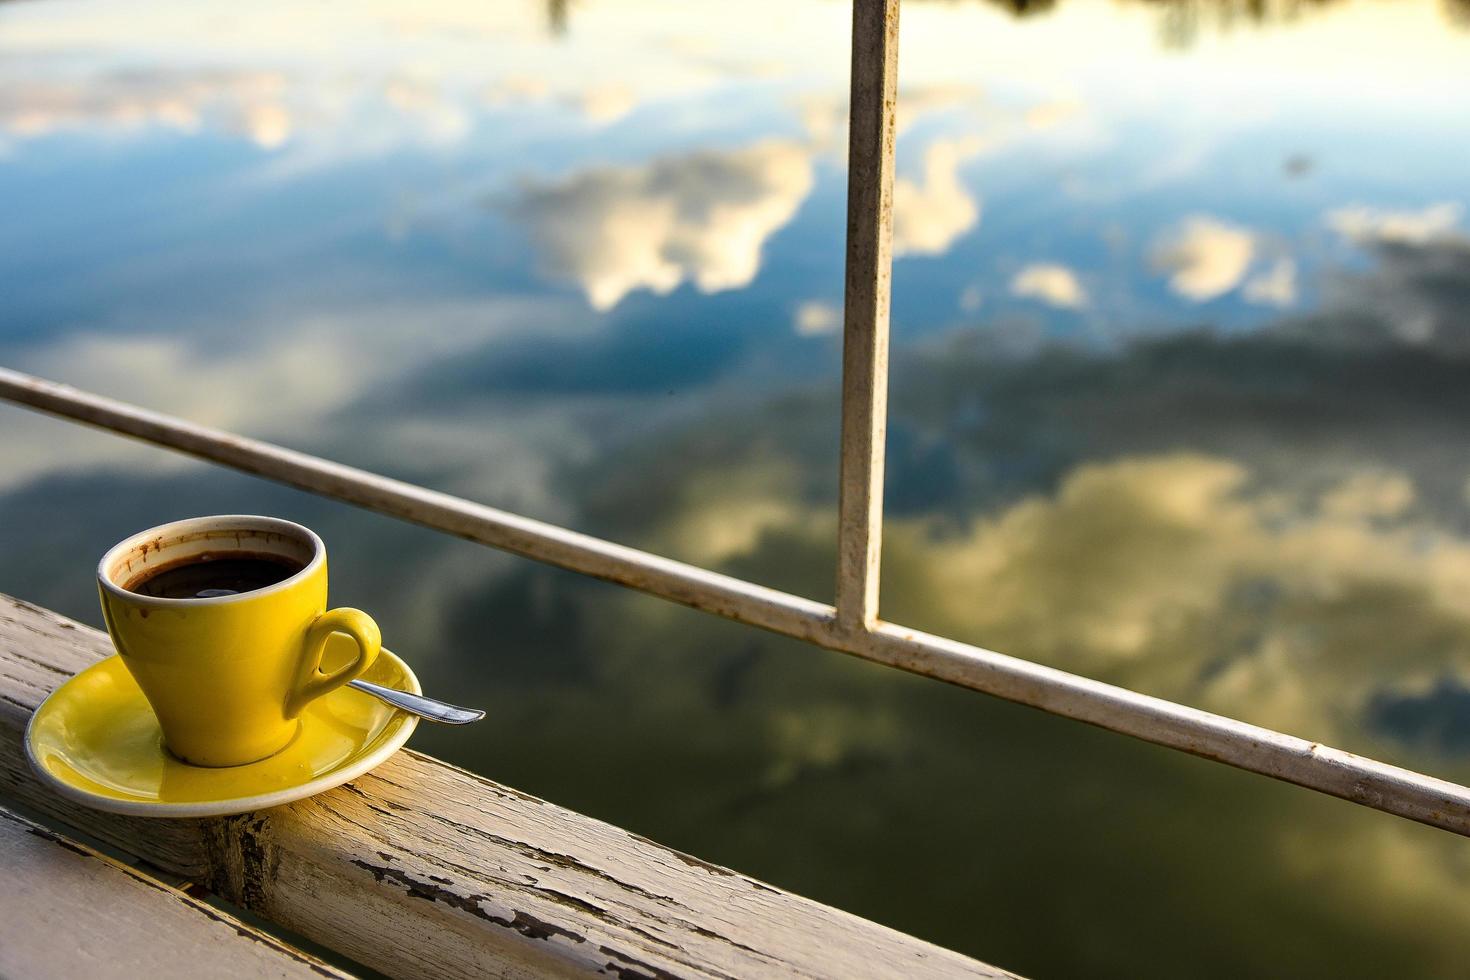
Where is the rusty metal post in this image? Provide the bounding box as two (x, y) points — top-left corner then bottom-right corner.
(836, 0), (900, 633)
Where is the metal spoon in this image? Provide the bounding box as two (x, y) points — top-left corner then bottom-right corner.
(348, 679), (485, 724)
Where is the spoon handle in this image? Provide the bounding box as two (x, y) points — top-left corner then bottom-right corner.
(348, 678), (486, 724)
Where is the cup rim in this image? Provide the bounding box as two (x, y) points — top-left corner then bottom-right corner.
(97, 515), (325, 607)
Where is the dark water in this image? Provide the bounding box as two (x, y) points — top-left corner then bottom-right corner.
(3, 1), (1470, 975)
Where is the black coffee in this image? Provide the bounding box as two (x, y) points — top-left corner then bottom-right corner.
(124, 553), (305, 599)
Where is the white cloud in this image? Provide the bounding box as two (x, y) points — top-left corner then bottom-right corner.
(1243, 258), (1297, 307)
(795, 89), (1059, 265)
(0, 2), (835, 168)
(626, 442), (1470, 759)
(1326, 203), (1464, 246)
(1152, 216), (1255, 301)
(515, 139), (814, 310)
(894, 454), (1470, 738)
(570, 84), (636, 124)
(0, 71), (288, 145)
(794, 301), (841, 337)
(654, 461), (811, 566)
(796, 84), (984, 154)
(891, 137), (985, 258)
(238, 103), (291, 149)
(484, 76), (638, 125)
(380, 76), (469, 144)
(1010, 263), (1088, 309)
(1320, 471), (1415, 520)
(1024, 99), (1083, 130)
(0, 297), (584, 493)
(481, 74), (549, 106)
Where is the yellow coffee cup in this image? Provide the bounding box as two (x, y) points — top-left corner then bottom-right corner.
(97, 515), (380, 767)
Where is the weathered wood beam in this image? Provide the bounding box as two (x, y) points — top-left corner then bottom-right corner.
(0, 594), (1013, 980)
(0, 804), (353, 979)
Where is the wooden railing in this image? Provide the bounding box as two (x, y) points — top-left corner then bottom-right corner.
(1, 804), (352, 979)
(0, 594), (1014, 978)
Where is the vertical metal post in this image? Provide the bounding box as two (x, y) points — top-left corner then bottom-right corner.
(836, 0), (900, 632)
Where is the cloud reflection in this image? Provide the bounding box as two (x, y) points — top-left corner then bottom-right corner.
(891, 137), (986, 257)
(3, 1), (1470, 972)
(513, 140), (813, 310)
(545, 232), (1470, 772)
(793, 301), (841, 336)
(0, 71), (290, 148)
(1010, 262), (1088, 308)
(1152, 215), (1255, 301)
(898, 454), (1470, 743)
(1, 297), (586, 495)
(1242, 257), (1297, 306)
(427, 241), (1470, 969)
(1327, 202), (1465, 246)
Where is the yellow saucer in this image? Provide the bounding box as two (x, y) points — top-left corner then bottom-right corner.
(25, 636), (420, 818)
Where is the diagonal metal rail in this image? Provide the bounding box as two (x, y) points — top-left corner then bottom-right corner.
(4, 365), (1470, 837)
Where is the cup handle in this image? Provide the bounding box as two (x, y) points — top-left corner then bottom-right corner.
(287, 608), (381, 719)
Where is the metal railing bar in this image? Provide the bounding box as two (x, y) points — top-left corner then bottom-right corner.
(835, 0), (899, 632)
(0, 368), (833, 644)
(4, 365), (1470, 837)
(865, 623), (1470, 834)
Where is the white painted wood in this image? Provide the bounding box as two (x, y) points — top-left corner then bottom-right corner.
(0, 594), (1016, 979)
(0, 804), (351, 980)
(836, 0), (899, 632)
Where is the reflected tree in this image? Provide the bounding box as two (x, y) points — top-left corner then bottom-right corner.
(547, 0), (573, 38)
(985, 0), (1059, 17)
(916, 0), (1059, 17)
(1143, 0), (1345, 48)
(908, 0), (1469, 46)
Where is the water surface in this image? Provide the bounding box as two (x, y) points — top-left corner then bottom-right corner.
(3, 1), (1470, 975)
